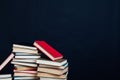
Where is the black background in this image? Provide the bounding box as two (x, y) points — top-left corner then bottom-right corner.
(0, 0), (120, 80)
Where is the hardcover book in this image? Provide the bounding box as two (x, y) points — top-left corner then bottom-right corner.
(38, 63), (68, 70)
(0, 74), (11, 78)
(14, 73), (37, 77)
(14, 76), (38, 80)
(37, 67), (68, 75)
(14, 65), (36, 71)
(12, 58), (37, 63)
(14, 55), (40, 59)
(0, 74), (12, 80)
(39, 77), (67, 80)
(12, 47), (38, 53)
(13, 44), (37, 50)
(14, 65), (37, 71)
(0, 53), (14, 71)
(36, 58), (67, 66)
(14, 70), (37, 74)
(37, 72), (68, 79)
(11, 61), (37, 67)
(33, 41), (63, 61)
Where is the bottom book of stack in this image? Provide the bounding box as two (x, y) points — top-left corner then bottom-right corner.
(40, 77), (67, 80)
(38, 72), (68, 80)
(0, 74), (12, 80)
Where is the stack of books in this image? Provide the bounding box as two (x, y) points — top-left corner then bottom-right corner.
(36, 59), (68, 80)
(0, 40), (69, 80)
(11, 44), (40, 80)
(0, 74), (12, 80)
(34, 41), (69, 80)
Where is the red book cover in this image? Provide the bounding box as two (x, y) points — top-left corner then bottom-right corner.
(33, 40), (63, 61)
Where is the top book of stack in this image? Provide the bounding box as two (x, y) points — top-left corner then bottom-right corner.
(33, 41), (63, 61)
(12, 44), (38, 54)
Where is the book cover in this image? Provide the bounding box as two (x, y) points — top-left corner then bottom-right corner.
(33, 40), (63, 61)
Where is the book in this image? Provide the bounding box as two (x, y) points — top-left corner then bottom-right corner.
(14, 70), (37, 74)
(37, 72), (68, 79)
(36, 59), (67, 66)
(37, 67), (68, 75)
(0, 78), (12, 80)
(13, 44), (37, 50)
(14, 73), (37, 77)
(12, 47), (38, 53)
(14, 65), (37, 71)
(11, 61), (37, 67)
(0, 53), (14, 71)
(0, 74), (11, 78)
(14, 52), (40, 56)
(12, 58), (37, 63)
(14, 55), (40, 59)
(38, 63), (68, 70)
(12, 43), (41, 80)
(33, 40), (63, 61)
(39, 77), (67, 80)
(0, 74), (12, 80)
(14, 76), (38, 80)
